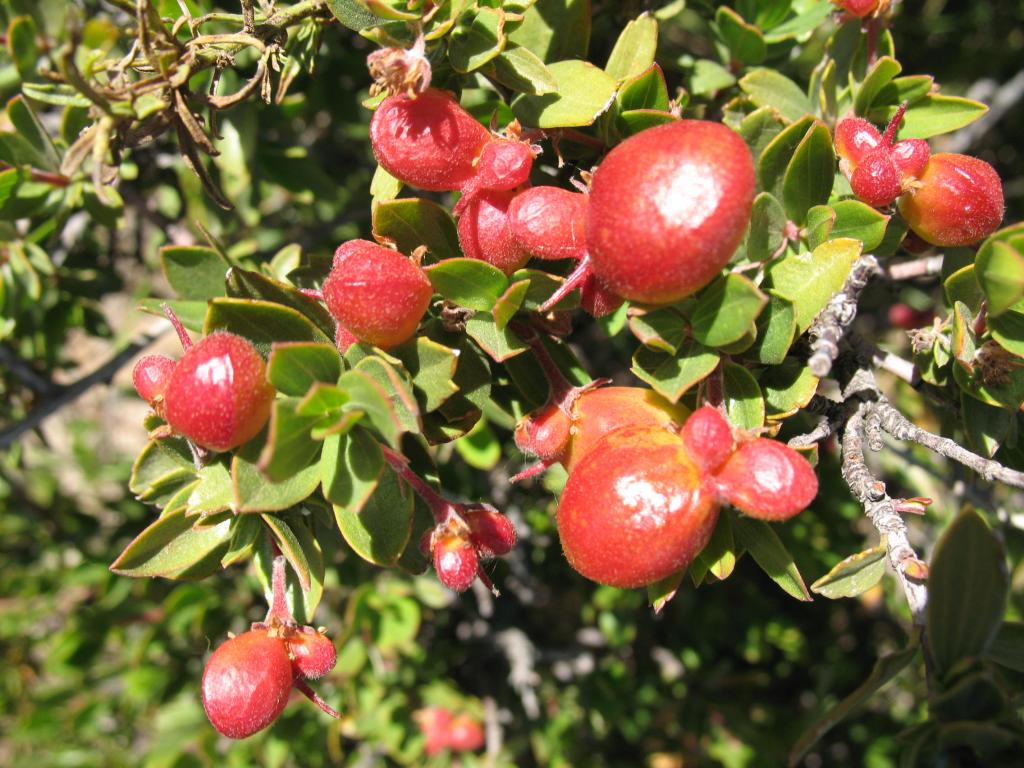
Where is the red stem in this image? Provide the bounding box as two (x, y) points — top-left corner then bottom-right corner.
(381, 445), (455, 524)
(510, 323), (575, 405)
(538, 254), (592, 314)
(161, 302), (194, 350)
(0, 163), (73, 188)
(294, 679), (340, 719)
(882, 102), (908, 147)
(264, 555), (294, 624)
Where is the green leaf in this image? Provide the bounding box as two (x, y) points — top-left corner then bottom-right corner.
(976, 240), (1024, 317)
(647, 570), (685, 614)
(449, 7), (506, 73)
(489, 45), (558, 95)
(129, 439), (196, 501)
(21, 82), (92, 108)
(335, 463), (414, 566)
(225, 267), (337, 338)
(324, 0), (385, 30)
(204, 297), (331, 356)
(762, 357), (819, 417)
(853, 56), (902, 116)
(927, 509), (1009, 678)
(267, 341), (343, 397)
(805, 205), (835, 250)
(137, 298), (207, 333)
(507, 0), (591, 62)
(830, 200), (890, 251)
(372, 198), (460, 261)
(160, 245), (229, 302)
(454, 419), (502, 470)
(8, 16), (39, 80)
(788, 634), (920, 766)
(221, 514), (263, 567)
(689, 59), (736, 97)
(882, 95), (988, 140)
(465, 313), (529, 362)
(989, 311), (1024, 358)
(739, 68), (812, 123)
(512, 60), (617, 128)
(715, 7), (766, 67)
(986, 621), (1024, 673)
(617, 63), (670, 112)
(691, 274), (768, 349)
(750, 292), (797, 365)
(632, 340), (719, 403)
(258, 398), (323, 483)
(337, 367), (403, 447)
(722, 362), (764, 430)
(110, 508), (232, 578)
(425, 258), (508, 311)
(390, 336), (460, 412)
(746, 192), (787, 262)
(320, 428), (384, 509)
(782, 120), (835, 224)
(352, 356), (420, 436)
(371, 164), (402, 203)
(261, 512), (312, 591)
(811, 543), (886, 599)
(232, 437), (321, 513)
(732, 515), (811, 601)
(628, 306), (687, 354)
(943, 264), (985, 313)
(765, 238), (862, 333)
(960, 393), (1011, 458)
(187, 461), (234, 516)
(6, 95), (59, 171)
(605, 12), (658, 81)
(689, 512), (737, 585)
(758, 115), (815, 197)
(616, 109), (678, 136)
(762, 1), (832, 42)
(492, 279), (529, 330)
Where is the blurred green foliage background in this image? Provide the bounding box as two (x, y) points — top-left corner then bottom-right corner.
(1, 1), (1022, 766)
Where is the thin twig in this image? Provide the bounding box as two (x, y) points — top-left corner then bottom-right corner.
(0, 345), (59, 396)
(885, 254), (944, 281)
(808, 255), (882, 378)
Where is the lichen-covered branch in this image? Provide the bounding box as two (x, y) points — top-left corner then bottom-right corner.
(808, 255), (882, 378)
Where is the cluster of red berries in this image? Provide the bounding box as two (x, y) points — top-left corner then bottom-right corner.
(835, 105), (1004, 246)
(414, 706), (485, 757)
(132, 317), (275, 453)
(832, 0), (887, 20)
(421, 504), (517, 593)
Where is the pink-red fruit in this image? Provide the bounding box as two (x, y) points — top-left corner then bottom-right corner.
(163, 333), (275, 452)
(680, 405), (734, 474)
(898, 153), (1004, 246)
(457, 189), (531, 275)
(557, 425), (719, 588)
(834, 118), (881, 168)
(202, 629), (293, 739)
(587, 120), (755, 304)
(715, 439), (819, 521)
(850, 148), (903, 208)
(322, 240), (433, 349)
(464, 506), (517, 558)
(433, 532), (480, 592)
(508, 186), (588, 261)
(370, 88), (490, 191)
(286, 628), (337, 680)
(132, 354), (176, 404)
(835, 0), (880, 18)
(447, 714), (485, 752)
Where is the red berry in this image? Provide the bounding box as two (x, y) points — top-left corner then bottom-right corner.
(514, 403), (572, 463)
(850, 147), (902, 208)
(416, 707), (454, 756)
(888, 303), (935, 330)
(834, 117), (882, 169)
(433, 531), (479, 592)
(464, 506), (517, 558)
(322, 240), (433, 349)
(890, 138), (930, 180)
(286, 628), (337, 680)
(201, 629), (293, 739)
(508, 186), (588, 261)
(472, 138), (535, 193)
(836, 0), (880, 18)
(369, 88), (490, 192)
(447, 714), (485, 752)
(557, 425), (720, 588)
(898, 153), (1004, 247)
(335, 323), (358, 353)
(457, 188), (532, 275)
(579, 273), (625, 318)
(587, 120), (755, 304)
(680, 405), (734, 474)
(714, 438), (818, 521)
(132, 354), (177, 404)
(163, 333), (275, 452)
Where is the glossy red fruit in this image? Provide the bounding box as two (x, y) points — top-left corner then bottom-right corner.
(680, 405), (734, 474)
(163, 333), (275, 452)
(714, 438), (818, 521)
(132, 354), (177, 404)
(464, 506), (517, 558)
(447, 714), (485, 752)
(898, 153), (1004, 247)
(369, 88), (490, 192)
(322, 240), (433, 349)
(836, 0), (880, 18)
(834, 117), (882, 169)
(202, 629), (293, 739)
(850, 148), (902, 208)
(514, 403), (572, 463)
(473, 138), (534, 192)
(286, 628), (337, 680)
(890, 138), (930, 179)
(433, 531), (479, 592)
(335, 323), (358, 353)
(457, 189), (532, 275)
(587, 120), (755, 304)
(557, 425), (720, 588)
(508, 186), (588, 261)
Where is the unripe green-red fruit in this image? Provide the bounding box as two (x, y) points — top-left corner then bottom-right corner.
(464, 506), (517, 558)
(714, 438), (819, 521)
(508, 186), (588, 261)
(557, 425), (719, 588)
(286, 628), (337, 680)
(680, 405), (734, 474)
(322, 240), (433, 349)
(834, 118), (882, 168)
(369, 88), (490, 192)
(851, 148), (902, 208)
(898, 153), (1004, 246)
(132, 354), (177, 404)
(447, 714), (485, 752)
(163, 333), (275, 452)
(202, 629), (293, 739)
(587, 120), (755, 304)
(433, 532), (479, 592)
(457, 189), (531, 275)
